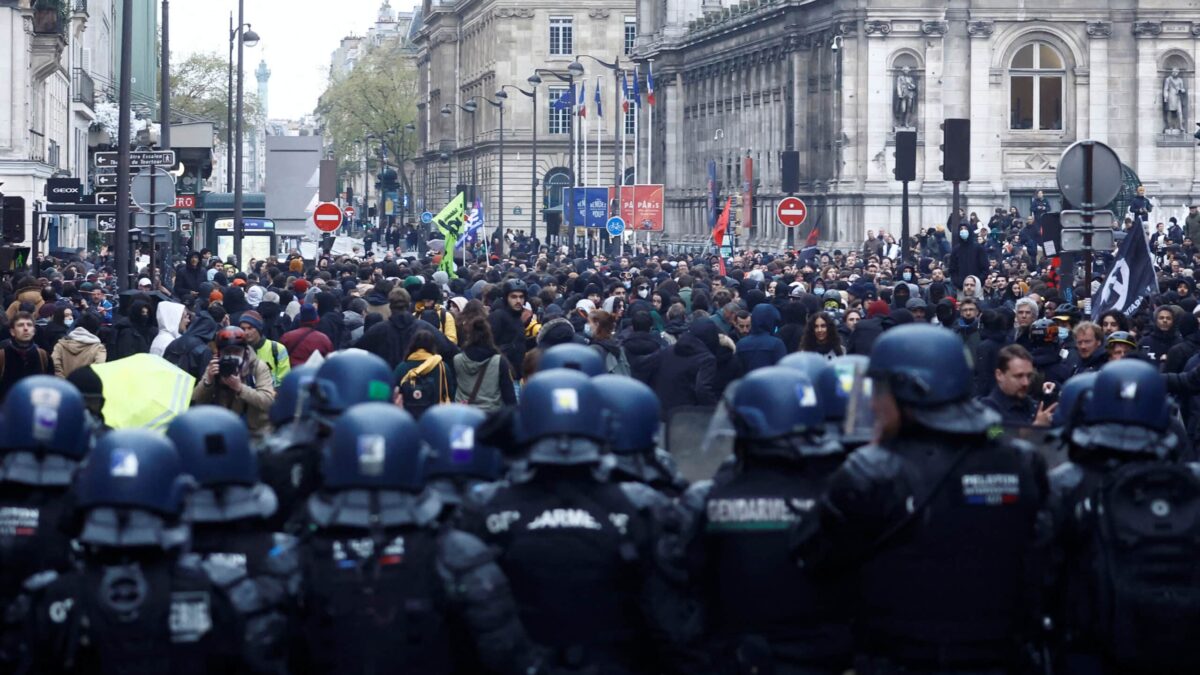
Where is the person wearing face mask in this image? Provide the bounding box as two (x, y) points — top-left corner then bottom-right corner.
(948, 221), (989, 291)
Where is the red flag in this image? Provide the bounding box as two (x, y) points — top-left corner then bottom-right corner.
(805, 225), (819, 248)
(713, 198), (732, 276)
(713, 198), (732, 247)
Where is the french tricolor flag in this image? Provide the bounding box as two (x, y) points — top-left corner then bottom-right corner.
(647, 63), (656, 106)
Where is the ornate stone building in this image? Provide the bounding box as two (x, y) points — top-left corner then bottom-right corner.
(636, 0), (1200, 248)
(412, 0), (637, 236)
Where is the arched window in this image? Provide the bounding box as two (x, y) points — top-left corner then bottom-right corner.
(1010, 42), (1064, 131)
(544, 168), (572, 209)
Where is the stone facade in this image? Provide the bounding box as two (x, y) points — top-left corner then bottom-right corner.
(412, 0), (636, 237)
(636, 0), (1200, 249)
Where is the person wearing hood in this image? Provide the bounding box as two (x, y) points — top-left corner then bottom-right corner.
(890, 281), (912, 310)
(173, 252), (206, 299)
(150, 301), (187, 357)
(948, 221), (989, 290)
(1138, 305), (1181, 363)
(736, 302), (787, 372)
(973, 308), (1014, 397)
(1165, 311), (1200, 374)
(257, 291), (290, 341)
(620, 309), (668, 373)
(163, 308), (220, 380)
(5, 276), (44, 322)
(108, 295), (155, 360)
(221, 284), (251, 317)
(313, 291), (347, 349)
(647, 316), (720, 414)
(51, 311), (106, 378)
(245, 285), (264, 309)
(342, 297), (368, 344)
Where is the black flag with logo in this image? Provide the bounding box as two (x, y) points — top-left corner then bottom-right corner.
(1092, 222), (1159, 321)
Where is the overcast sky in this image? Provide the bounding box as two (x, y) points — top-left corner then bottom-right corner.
(168, 0), (413, 120)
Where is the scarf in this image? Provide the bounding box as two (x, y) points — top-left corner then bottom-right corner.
(399, 349), (449, 404)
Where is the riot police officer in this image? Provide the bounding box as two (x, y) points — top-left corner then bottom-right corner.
(15, 429), (245, 673)
(460, 368), (701, 674)
(794, 324), (1050, 675)
(0, 377), (92, 665)
(167, 405), (299, 675)
(261, 352), (394, 531)
(593, 374), (688, 496)
(781, 353), (870, 451)
(257, 364), (319, 531)
(539, 343), (605, 377)
(418, 403), (504, 513)
(683, 366), (850, 674)
(291, 402), (548, 675)
(1048, 360), (1199, 675)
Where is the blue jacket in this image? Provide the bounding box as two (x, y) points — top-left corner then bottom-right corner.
(736, 304), (787, 373)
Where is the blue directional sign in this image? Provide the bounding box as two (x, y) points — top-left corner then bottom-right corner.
(606, 216), (626, 237)
(421, 211), (433, 225)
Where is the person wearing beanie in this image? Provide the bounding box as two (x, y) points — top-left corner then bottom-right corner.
(280, 303), (333, 367)
(413, 282), (457, 344)
(292, 278), (310, 296)
(238, 309), (290, 387)
(357, 286), (455, 370)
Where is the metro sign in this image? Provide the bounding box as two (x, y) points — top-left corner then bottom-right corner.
(175, 195), (196, 209)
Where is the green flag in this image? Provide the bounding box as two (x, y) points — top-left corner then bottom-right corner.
(435, 193), (465, 278)
(435, 193), (466, 249)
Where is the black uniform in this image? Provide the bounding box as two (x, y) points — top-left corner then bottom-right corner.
(684, 454), (851, 675)
(16, 552), (244, 674)
(462, 465), (700, 674)
(187, 486), (299, 675)
(255, 420), (323, 532)
(796, 430), (1050, 674)
(292, 488), (546, 675)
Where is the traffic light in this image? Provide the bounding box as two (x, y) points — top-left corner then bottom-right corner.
(1, 195), (24, 243)
(939, 118), (970, 181)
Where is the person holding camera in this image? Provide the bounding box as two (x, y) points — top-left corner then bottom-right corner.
(191, 326), (275, 436)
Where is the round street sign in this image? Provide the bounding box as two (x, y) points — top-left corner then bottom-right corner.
(606, 216), (626, 237)
(421, 211), (434, 225)
(313, 202), (344, 233)
(1057, 140), (1122, 209)
(777, 196), (808, 228)
(344, 205), (356, 221)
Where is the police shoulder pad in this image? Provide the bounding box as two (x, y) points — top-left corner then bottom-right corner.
(618, 481), (671, 512)
(680, 480), (714, 515)
(199, 555), (250, 590)
(437, 529), (495, 574)
(21, 570), (59, 593)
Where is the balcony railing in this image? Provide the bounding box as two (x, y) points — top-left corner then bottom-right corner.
(29, 130), (46, 163)
(72, 68), (94, 109)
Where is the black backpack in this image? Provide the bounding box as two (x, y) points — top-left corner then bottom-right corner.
(397, 362), (447, 419)
(1081, 460), (1200, 671)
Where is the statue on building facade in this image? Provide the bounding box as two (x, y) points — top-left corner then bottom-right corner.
(1163, 67), (1188, 134)
(894, 66), (918, 129)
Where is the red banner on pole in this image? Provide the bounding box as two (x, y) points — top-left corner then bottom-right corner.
(609, 184), (664, 232)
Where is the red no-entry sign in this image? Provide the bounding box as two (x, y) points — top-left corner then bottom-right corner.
(314, 202), (344, 232)
(344, 205), (356, 221)
(777, 197), (808, 228)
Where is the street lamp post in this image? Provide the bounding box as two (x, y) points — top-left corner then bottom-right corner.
(536, 68), (575, 250)
(502, 79), (538, 243)
(478, 94), (505, 256)
(440, 102), (478, 204)
(439, 151), (451, 201)
(229, 2), (259, 269)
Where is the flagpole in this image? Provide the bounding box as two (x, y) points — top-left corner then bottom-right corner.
(648, 61), (654, 185)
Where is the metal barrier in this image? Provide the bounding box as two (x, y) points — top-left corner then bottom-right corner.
(665, 405), (732, 482)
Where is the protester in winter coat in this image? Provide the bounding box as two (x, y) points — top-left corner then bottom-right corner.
(150, 301), (187, 357)
(846, 300), (895, 356)
(109, 296), (155, 360)
(0, 312), (51, 400)
(162, 308), (220, 381)
(314, 291), (347, 349)
(452, 315), (516, 412)
(34, 305), (71, 353)
(800, 311), (846, 359)
(1138, 306), (1181, 363)
(973, 309), (1014, 397)
(51, 312), (106, 378)
(342, 298), (367, 345)
(735, 303), (787, 372)
(5, 277), (44, 322)
(646, 317), (720, 414)
(949, 223), (990, 289)
(280, 304), (334, 367)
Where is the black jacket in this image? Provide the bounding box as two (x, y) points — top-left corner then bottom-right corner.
(1138, 327), (1179, 363)
(647, 330), (718, 415)
(173, 262), (206, 299)
(973, 324), (1012, 397)
(488, 303), (528, 380)
(357, 311), (455, 371)
(846, 316), (894, 356)
(978, 387), (1038, 426)
(949, 240), (989, 289)
(620, 330), (665, 372)
(163, 312), (220, 380)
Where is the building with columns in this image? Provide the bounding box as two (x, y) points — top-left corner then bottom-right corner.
(412, 0), (638, 239)
(635, 0), (1200, 249)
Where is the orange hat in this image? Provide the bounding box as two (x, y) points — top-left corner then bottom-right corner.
(232, 278), (246, 287)
(209, 289), (224, 303)
(289, 258), (304, 273)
